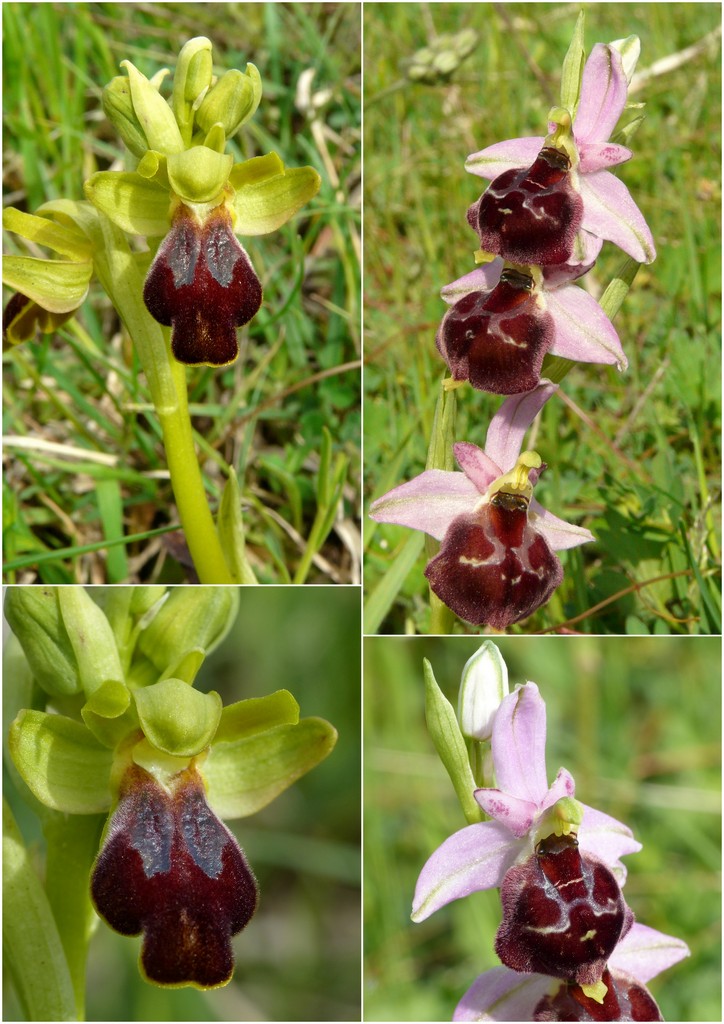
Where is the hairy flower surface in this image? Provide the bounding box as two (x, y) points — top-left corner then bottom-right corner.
(370, 384), (593, 627)
(437, 260), (625, 395)
(466, 43), (655, 266)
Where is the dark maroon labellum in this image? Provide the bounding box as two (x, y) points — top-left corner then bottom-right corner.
(469, 147), (583, 266)
(437, 269), (554, 394)
(533, 968), (664, 1021)
(423, 492), (563, 627)
(143, 203), (262, 366)
(495, 833), (633, 986)
(91, 763), (258, 989)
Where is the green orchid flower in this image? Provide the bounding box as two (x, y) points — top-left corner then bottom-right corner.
(5, 585), (337, 998)
(2, 36), (324, 585)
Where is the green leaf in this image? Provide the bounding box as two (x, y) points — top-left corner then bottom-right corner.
(9, 711), (112, 813)
(363, 531), (425, 634)
(3, 800), (77, 1022)
(203, 717), (337, 818)
(2, 255), (91, 313)
(84, 171), (170, 236)
(423, 659), (482, 825)
(214, 690), (300, 743)
(232, 161), (321, 236)
(134, 678), (222, 757)
(218, 469), (258, 583)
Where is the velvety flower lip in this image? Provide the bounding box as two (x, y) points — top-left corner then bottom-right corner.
(370, 382), (594, 553)
(143, 201), (262, 366)
(91, 762), (258, 989)
(466, 44), (656, 265)
(411, 683), (640, 924)
(453, 922), (690, 1021)
(437, 260), (626, 394)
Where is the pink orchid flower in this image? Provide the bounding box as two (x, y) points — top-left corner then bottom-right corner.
(437, 258), (626, 395)
(466, 43), (656, 267)
(369, 383), (593, 628)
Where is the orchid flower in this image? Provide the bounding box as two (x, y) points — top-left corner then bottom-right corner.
(369, 383), (593, 628)
(437, 258), (626, 395)
(412, 682), (641, 925)
(454, 922), (690, 1022)
(466, 41), (656, 267)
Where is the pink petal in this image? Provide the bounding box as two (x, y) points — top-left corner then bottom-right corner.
(538, 767), (576, 812)
(411, 820), (520, 922)
(465, 136), (545, 180)
(369, 470), (478, 541)
(490, 682), (549, 805)
(453, 442), (501, 492)
(484, 382), (558, 471)
(574, 44), (628, 145)
(474, 788), (539, 837)
(580, 171), (656, 264)
(578, 140), (632, 172)
(441, 262), (504, 305)
(610, 922), (690, 983)
(546, 283), (627, 370)
(529, 501), (595, 551)
(578, 804), (642, 879)
(454, 967), (555, 1021)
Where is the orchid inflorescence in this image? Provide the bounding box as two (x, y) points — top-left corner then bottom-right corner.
(4, 585), (336, 1011)
(417, 642), (689, 1021)
(371, 18), (656, 630)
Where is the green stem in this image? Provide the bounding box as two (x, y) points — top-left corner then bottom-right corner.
(93, 213), (235, 583)
(44, 813), (105, 1021)
(426, 380), (458, 633)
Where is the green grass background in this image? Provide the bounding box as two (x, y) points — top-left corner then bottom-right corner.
(3, 1), (361, 584)
(363, 2), (721, 634)
(4, 586), (361, 1022)
(364, 635), (721, 1021)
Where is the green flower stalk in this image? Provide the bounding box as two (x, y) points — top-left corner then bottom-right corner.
(4, 586), (337, 1013)
(3, 37), (321, 584)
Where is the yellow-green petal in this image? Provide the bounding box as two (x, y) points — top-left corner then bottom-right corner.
(214, 690), (300, 744)
(9, 711), (113, 813)
(229, 151), (284, 188)
(3, 208), (92, 260)
(166, 147), (233, 204)
(2, 256), (91, 315)
(232, 162), (321, 236)
(202, 717), (337, 818)
(84, 171), (170, 237)
(134, 678), (222, 757)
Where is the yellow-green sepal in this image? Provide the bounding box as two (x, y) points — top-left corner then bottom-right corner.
(133, 678), (222, 757)
(230, 154), (321, 235)
(2, 256), (91, 315)
(8, 710), (113, 813)
(3, 208), (92, 261)
(3, 296), (77, 347)
(83, 171), (170, 237)
(166, 146), (233, 203)
(202, 716), (337, 818)
(120, 58), (184, 155)
(213, 690), (300, 744)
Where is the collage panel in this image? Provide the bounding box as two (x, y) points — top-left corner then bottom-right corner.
(4, 585), (361, 1022)
(364, 634), (721, 1022)
(3, 2), (360, 585)
(363, 2), (721, 635)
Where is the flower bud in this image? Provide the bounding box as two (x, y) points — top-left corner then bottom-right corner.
(4, 587), (81, 696)
(196, 65), (262, 138)
(56, 588), (124, 697)
(457, 641), (509, 740)
(102, 75), (150, 157)
(120, 59), (184, 155)
(172, 36), (214, 140)
(137, 586), (239, 672)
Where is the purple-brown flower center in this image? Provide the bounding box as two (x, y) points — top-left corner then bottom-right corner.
(423, 489), (563, 628)
(469, 147), (583, 266)
(91, 763), (258, 988)
(495, 833), (633, 986)
(437, 269), (554, 394)
(143, 203), (262, 366)
(533, 967), (663, 1021)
